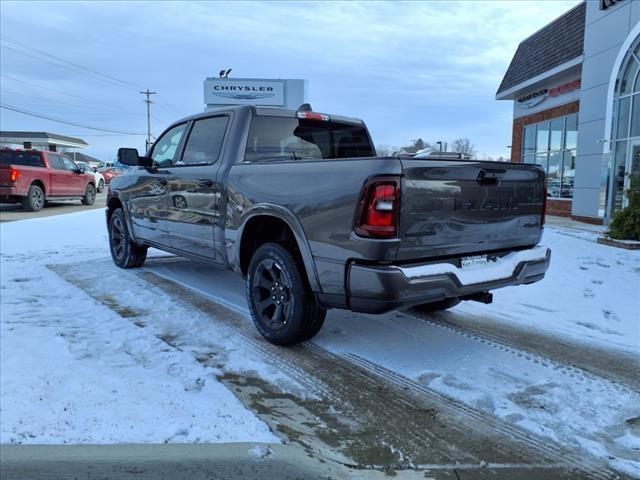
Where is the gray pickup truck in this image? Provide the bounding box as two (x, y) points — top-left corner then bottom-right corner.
(107, 104), (550, 345)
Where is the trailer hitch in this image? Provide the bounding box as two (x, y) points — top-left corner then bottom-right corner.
(461, 291), (493, 304)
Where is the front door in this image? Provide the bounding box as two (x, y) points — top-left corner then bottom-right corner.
(165, 115), (229, 260)
(48, 154), (76, 196)
(61, 156), (85, 195)
(128, 123), (188, 247)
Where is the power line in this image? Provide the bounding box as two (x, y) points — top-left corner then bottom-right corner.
(1, 74), (138, 113)
(1, 34), (143, 90)
(0, 103), (146, 135)
(0, 88), (139, 115)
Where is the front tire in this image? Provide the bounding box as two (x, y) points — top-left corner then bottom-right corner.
(81, 183), (96, 205)
(21, 184), (45, 212)
(246, 243), (326, 346)
(97, 179), (105, 193)
(108, 208), (147, 268)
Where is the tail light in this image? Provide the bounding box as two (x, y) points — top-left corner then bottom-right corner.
(297, 111), (329, 121)
(9, 168), (21, 182)
(355, 176), (400, 238)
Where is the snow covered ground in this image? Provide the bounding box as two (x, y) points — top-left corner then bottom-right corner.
(1, 209), (638, 476)
(0, 210), (278, 445)
(454, 225), (640, 355)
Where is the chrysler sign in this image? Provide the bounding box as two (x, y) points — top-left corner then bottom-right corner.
(518, 79), (581, 109)
(204, 79), (285, 106)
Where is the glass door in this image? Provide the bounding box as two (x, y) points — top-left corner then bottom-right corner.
(624, 139), (640, 208)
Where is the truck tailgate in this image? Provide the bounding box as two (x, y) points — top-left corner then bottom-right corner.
(398, 159), (545, 261)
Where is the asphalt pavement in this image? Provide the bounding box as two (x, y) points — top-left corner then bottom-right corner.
(0, 192), (107, 223)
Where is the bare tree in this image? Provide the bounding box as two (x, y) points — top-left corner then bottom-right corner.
(376, 145), (399, 157)
(450, 138), (477, 157)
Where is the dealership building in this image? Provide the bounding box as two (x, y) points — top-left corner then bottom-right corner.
(497, 0), (640, 223)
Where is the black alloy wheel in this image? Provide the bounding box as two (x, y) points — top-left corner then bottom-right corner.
(252, 258), (293, 331)
(108, 208), (147, 268)
(246, 243), (326, 345)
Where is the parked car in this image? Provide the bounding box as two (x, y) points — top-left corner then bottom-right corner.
(107, 105), (550, 345)
(0, 148), (97, 211)
(76, 161), (105, 192)
(99, 166), (127, 185)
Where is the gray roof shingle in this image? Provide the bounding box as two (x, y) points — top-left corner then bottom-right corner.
(497, 2), (585, 95)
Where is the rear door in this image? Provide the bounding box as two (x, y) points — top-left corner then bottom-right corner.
(397, 159), (546, 261)
(165, 114), (230, 259)
(128, 122), (188, 247)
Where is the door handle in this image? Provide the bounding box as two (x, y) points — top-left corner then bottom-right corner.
(199, 179), (214, 187)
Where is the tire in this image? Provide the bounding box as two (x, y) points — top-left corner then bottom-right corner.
(412, 297), (461, 313)
(81, 183), (96, 205)
(108, 208), (147, 268)
(97, 179), (105, 193)
(246, 242), (326, 346)
(21, 184), (45, 212)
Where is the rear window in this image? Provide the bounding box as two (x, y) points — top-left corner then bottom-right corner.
(244, 116), (375, 163)
(0, 150), (45, 168)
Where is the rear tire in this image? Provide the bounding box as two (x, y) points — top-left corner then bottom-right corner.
(21, 184), (45, 212)
(108, 208), (147, 268)
(81, 183), (96, 205)
(246, 242), (326, 346)
(97, 179), (105, 193)
(412, 297), (461, 313)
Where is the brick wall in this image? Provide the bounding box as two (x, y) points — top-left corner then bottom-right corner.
(546, 199), (572, 217)
(510, 100), (580, 162)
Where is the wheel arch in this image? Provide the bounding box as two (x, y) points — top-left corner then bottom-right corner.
(235, 207), (321, 293)
(29, 179), (46, 196)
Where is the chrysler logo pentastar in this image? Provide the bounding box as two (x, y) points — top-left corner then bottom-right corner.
(212, 85), (276, 100)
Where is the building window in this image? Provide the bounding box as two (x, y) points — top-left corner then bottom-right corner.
(608, 35), (640, 218)
(521, 113), (578, 199)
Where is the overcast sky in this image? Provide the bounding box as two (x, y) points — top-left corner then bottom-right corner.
(0, 0), (579, 161)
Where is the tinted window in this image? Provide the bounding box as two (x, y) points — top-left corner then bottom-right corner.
(0, 151), (45, 167)
(48, 154), (66, 170)
(151, 123), (188, 167)
(180, 116), (229, 165)
(245, 116), (374, 163)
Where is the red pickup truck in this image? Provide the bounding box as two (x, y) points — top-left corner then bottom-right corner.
(0, 148), (97, 212)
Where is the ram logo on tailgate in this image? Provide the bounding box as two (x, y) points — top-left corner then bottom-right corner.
(455, 197), (519, 212)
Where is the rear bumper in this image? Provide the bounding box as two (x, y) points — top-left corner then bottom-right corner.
(347, 246), (551, 314)
(0, 186), (20, 202)
(0, 186), (19, 195)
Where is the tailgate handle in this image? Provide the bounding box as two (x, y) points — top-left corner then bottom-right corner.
(477, 169), (504, 186)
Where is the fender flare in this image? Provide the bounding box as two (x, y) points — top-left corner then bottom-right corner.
(231, 204), (321, 293)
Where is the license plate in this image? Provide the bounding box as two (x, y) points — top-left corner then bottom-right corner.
(461, 254), (488, 268)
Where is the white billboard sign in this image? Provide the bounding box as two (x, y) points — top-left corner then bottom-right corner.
(204, 79), (285, 106)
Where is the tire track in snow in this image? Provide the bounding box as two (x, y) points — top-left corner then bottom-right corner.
(48, 261), (625, 479)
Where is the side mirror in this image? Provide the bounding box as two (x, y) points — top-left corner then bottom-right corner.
(77, 166), (86, 174)
(117, 147), (151, 166)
